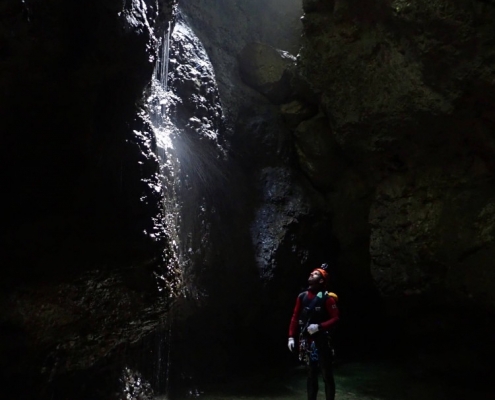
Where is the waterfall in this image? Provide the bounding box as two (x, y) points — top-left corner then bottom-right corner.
(163, 21), (171, 92)
(146, 14), (228, 398)
(149, 15), (228, 296)
(147, 21), (182, 399)
(154, 21), (172, 94)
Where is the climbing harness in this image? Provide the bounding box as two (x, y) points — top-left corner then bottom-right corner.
(297, 291), (337, 365)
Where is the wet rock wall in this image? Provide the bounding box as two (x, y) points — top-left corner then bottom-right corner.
(3, 0), (495, 396)
(184, 0), (495, 378)
(290, 0), (495, 375)
(177, 0), (337, 367)
(296, 0), (495, 309)
(0, 1), (178, 398)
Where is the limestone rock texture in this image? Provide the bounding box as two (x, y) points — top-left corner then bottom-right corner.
(292, 0), (495, 363)
(177, 0), (343, 365)
(0, 1), (178, 398)
(3, 0), (495, 395)
(179, 0), (302, 119)
(178, 0), (322, 282)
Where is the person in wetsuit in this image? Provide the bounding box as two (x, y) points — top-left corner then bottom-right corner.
(288, 266), (340, 400)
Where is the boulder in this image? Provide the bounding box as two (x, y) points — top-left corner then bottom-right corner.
(238, 42), (296, 104)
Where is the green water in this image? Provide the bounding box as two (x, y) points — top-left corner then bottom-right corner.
(159, 359), (494, 400)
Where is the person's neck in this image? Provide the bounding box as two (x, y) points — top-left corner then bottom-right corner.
(308, 285), (323, 293)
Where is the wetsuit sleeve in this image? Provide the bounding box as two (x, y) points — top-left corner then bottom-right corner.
(319, 296), (339, 331)
(288, 296), (302, 337)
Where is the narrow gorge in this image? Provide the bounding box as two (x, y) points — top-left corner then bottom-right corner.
(1, 1), (495, 399)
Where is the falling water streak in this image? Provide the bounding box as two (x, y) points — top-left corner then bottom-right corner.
(147, 20), (182, 399)
(154, 332), (163, 391)
(164, 319), (173, 396)
(161, 35), (166, 90)
(156, 22), (172, 94)
(164, 21), (172, 92)
(21, 0), (31, 22)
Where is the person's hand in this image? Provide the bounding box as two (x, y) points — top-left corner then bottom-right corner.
(307, 324), (319, 335)
(288, 337), (295, 351)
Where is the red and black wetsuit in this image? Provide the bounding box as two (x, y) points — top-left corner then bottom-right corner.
(289, 289), (339, 338)
(289, 289), (339, 400)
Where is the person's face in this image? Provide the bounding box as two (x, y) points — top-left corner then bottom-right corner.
(308, 270), (323, 286)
